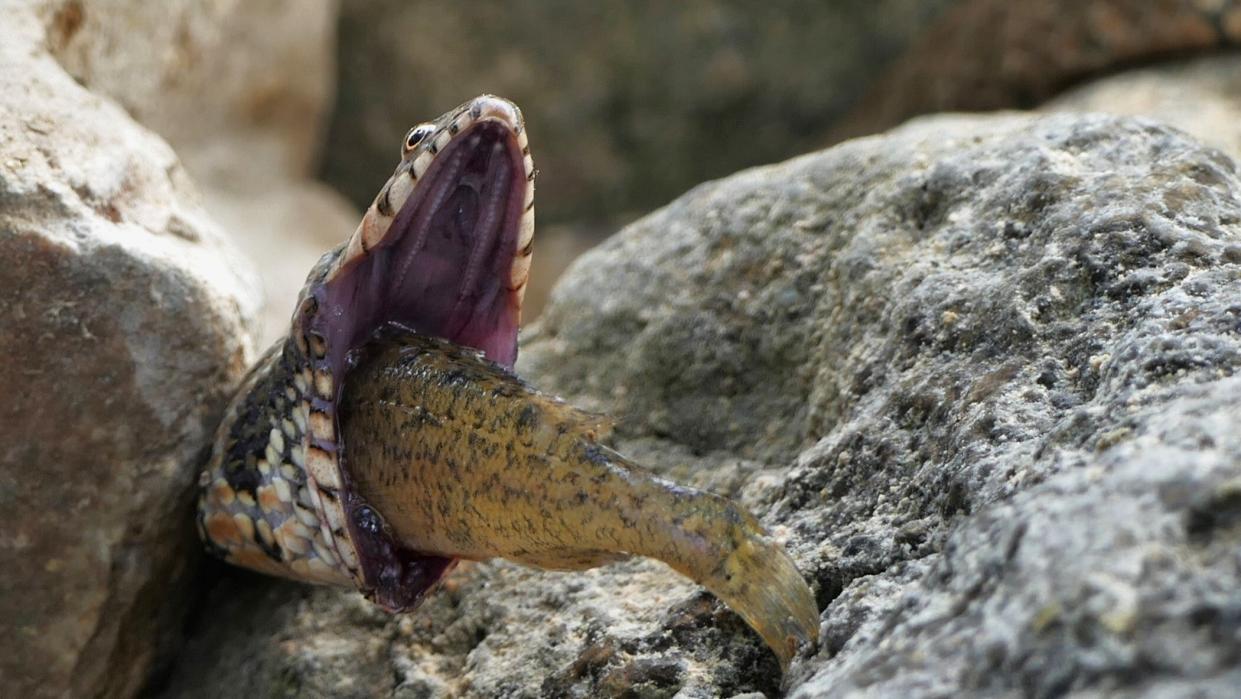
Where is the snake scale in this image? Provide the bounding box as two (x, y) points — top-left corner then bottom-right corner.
(195, 95), (819, 668)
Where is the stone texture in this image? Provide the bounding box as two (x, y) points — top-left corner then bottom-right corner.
(41, 0), (360, 344)
(322, 0), (958, 228)
(1045, 53), (1241, 164)
(0, 3), (261, 697)
(828, 0), (1241, 143)
(42, 0), (336, 185)
(162, 111), (1241, 697)
(522, 222), (614, 335)
(202, 181), (357, 345)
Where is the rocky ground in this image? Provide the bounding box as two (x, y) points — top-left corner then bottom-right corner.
(5, 1), (1241, 697)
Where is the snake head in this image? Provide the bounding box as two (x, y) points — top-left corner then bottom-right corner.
(196, 95), (535, 610)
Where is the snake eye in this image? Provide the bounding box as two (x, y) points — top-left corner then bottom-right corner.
(403, 124), (435, 155)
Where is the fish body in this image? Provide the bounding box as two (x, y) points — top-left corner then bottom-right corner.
(344, 328), (819, 667)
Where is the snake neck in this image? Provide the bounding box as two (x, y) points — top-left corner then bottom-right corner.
(196, 339), (354, 584)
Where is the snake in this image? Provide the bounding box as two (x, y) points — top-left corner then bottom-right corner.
(195, 95), (819, 668)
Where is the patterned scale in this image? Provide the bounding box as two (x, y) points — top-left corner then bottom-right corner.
(196, 340), (350, 586)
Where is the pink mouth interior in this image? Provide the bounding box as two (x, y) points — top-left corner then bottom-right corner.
(308, 119), (528, 611)
(317, 120), (528, 373)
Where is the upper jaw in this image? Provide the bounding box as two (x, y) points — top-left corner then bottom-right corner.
(334, 95), (534, 283)
(409, 95), (528, 191)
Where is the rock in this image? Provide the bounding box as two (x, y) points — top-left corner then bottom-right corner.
(43, 0), (335, 184)
(522, 222), (614, 331)
(202, 181), (357, 345)
(42, 0), (360, 344)
(161, 110), (1241, 696)
(829, 0), (1241, 143)
(1045, 53), (1241, 164)
(321, 0), (958, 227)
(0, 4), (260, 698)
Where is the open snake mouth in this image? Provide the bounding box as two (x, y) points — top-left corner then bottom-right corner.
(317, 119), (530, 376)
(304, 113), (532, 610)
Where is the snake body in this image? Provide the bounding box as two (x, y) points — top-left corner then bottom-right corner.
(196, 96), (818, 667)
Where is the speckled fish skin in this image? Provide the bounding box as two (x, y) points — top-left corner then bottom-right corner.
(342, 329), (821, 668)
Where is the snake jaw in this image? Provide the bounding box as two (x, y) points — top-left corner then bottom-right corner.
(196, 95), (534, 608)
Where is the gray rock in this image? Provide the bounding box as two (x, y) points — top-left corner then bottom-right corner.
(1045, 53), (1241, 164)
(0, 4), (260, 697)
(535, 112), (1241, 698)
(164, 111), (1241, 697)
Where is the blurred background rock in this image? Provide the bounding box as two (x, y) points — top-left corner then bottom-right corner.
(322, 0), (1241, 337)
(321, 0), (959, 326)
(41, 0), (357, 344)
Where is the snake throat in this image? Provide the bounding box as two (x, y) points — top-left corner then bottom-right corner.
(197, 96), (534, 611)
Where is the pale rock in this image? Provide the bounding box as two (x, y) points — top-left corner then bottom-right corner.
(42, 0), (359, 343)
(0, 2), (260, 697)
(1045, 53), (1241, 164)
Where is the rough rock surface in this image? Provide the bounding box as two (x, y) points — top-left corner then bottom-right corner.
(161, 110), (1241, 697)
(0, 4), (260, 697)
(1045, 53), (1241, 164)
(40, 0), (359, 343)
(322, 0), (957, 226)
